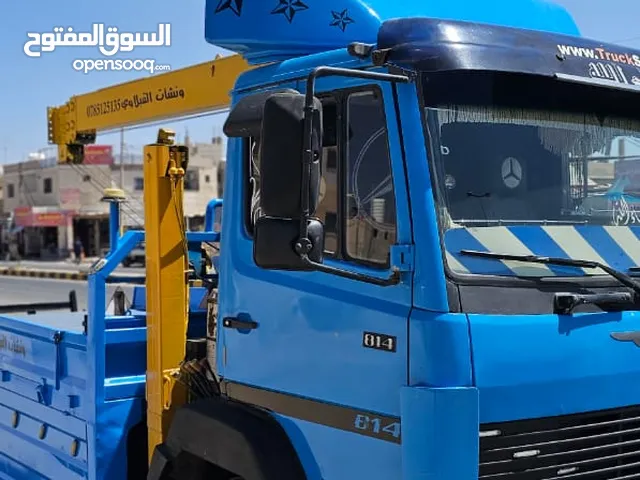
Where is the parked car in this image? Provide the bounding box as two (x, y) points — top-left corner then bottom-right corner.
(122, 242), (145, 267)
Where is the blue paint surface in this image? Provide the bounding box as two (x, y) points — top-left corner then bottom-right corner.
(6, 0), (640, 477)
(204, 0), (579, 63)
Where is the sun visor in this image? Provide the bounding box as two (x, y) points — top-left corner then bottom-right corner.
(223, 88), (299, 138)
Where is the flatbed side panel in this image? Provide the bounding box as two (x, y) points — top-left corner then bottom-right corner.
(0, 314), (87, 418)
(0, 316), (88, 420)
(0, 379), (88, 479)
(0, 388), (87, 439)
(0, 317), (88, 480)
(94, 397), (146, 480)
(0, 425), (86, 480)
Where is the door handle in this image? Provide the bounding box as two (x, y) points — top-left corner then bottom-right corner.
(222, 317), (258, 330)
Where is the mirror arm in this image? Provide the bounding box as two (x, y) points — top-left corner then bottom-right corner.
(299, 254), (401, 287)
(295, 66), (411, 284)
(299, 67), (411, 239)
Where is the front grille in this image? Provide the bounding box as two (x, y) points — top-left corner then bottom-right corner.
(479, 405), (640, 479)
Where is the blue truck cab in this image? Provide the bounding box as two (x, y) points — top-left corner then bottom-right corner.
(2, 0), (640, 478)
(170, 0), (640, 478)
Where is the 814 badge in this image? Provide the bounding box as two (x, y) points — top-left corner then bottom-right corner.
(362, 331), (397, 353)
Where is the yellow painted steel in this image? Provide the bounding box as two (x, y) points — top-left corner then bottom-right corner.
(143, 129), (191, 461)
(47, 54), (251, 163)
(46, 52), (253, 464)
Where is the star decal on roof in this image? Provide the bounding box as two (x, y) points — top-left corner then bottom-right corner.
(271, 0), (309, 24)
(330, 9), (354, 32)
(214, 0), (243, 17)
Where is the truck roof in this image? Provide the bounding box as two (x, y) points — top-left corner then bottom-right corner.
(204, 0), (579, 65)
(378, 18), (640, 86)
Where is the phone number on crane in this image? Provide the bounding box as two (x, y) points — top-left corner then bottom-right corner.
(85, 87), (186, 118)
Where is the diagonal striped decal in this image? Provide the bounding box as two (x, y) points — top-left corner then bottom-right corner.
(603, 226), (640, 268)
(444, 225), (640, 277)
(506, 226), (584, 276)
(445, 251), (470, 274)
(541, 226), (607, 271)
(575, 226), (634, 272)
(466, 226), (555, 277)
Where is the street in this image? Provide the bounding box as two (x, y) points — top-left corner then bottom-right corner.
(0, 276), (137, 325)
(0, 259), (144, 275)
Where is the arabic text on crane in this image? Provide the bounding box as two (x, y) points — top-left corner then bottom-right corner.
(85, 86), (186, 118)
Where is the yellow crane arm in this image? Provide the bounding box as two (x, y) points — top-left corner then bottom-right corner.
(47, 54), (251, 163)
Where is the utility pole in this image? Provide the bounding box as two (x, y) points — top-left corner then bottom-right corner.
(119, 128), (125, 188)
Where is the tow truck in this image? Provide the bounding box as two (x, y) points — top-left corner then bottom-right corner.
(3, 0), (640, 478)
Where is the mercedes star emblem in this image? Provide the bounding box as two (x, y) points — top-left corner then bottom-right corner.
(501, 157), (523, 189)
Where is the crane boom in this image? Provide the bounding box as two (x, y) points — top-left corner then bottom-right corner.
(47, 54), (251, 163)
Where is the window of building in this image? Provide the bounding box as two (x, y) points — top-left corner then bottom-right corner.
(134, 177), (144, 191)
(43, 177), (52, 194)
(7, 184), (14, 198)
(244, 86), (396, 268)
(217, 166), (224, 198)
(205, 174), (211, 183)
(184, 170), (200, 191)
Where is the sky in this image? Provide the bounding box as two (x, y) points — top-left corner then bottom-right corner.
(0, 0), (639, 164)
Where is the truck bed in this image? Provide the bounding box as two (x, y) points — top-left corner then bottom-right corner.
(0, 284), (210, 479)
(0, 307), (148, 479)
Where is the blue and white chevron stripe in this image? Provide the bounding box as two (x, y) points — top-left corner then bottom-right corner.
(444, 225), (640, 277)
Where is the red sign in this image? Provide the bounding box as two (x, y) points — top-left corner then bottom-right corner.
(33, 212), (66, 227)
(84, 145), (114, 165)
(13, 207), (68, 227)
(14, 207), (31, 218)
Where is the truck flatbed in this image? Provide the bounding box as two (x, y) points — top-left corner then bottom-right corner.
(0, 255), (211, 480)
(3, 311), (86, 333)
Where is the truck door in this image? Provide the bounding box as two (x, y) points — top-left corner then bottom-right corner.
(219, 78), (412, 479)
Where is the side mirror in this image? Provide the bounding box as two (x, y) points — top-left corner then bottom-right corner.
(247, 66), (409, 287)
(253, 92), (325, 269)
(258, 92), (323, 219)
(254, 217), (324, 270)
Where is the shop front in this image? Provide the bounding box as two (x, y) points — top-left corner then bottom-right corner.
(13, 206), (71, 259)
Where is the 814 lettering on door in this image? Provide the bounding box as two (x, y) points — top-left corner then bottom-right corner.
(362, 331), (397, 352)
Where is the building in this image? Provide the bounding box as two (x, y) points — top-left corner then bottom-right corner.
(2, 139), (224, 259)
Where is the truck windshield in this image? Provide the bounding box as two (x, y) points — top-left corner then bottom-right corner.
(422, 71), (640, 278)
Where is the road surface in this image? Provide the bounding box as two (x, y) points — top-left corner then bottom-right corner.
(0, 276), (137, 326)
(0, 260), (143, 274)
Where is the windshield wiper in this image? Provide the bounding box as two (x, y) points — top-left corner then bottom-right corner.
(460, 249), (640, 314)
